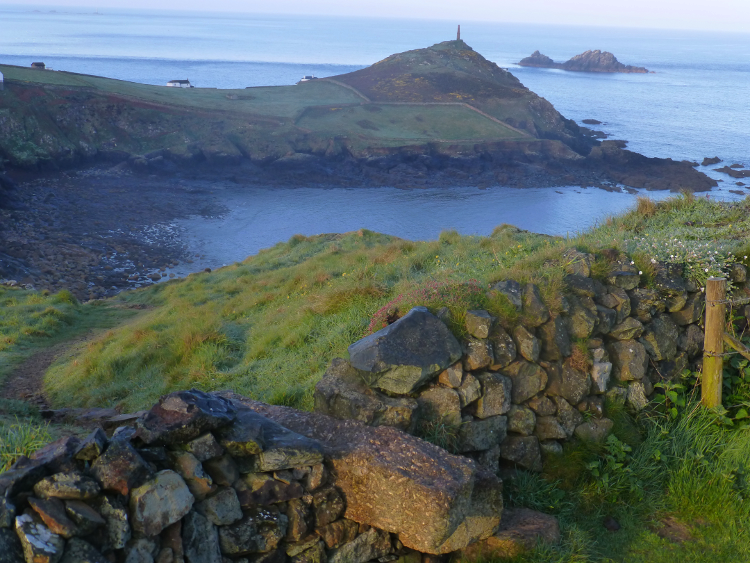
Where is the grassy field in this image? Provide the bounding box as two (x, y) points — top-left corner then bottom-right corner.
(4, 194), (750, 561)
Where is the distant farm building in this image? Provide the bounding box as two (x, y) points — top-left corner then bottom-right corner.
(31, 62), (45, 69)
(167, 79), (193, 88)
(298, 75), (317, 83)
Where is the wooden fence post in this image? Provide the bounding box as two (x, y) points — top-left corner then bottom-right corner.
(702, 277), (726, 408)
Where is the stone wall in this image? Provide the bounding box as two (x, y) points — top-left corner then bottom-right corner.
(0, 390), (507, 563)
(315, 250), (750, 473)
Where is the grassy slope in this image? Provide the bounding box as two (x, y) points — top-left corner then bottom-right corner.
(5, 195), (750, 560)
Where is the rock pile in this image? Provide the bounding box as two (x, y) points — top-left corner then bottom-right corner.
(0, 390), (509, 563)
(316, 251), (749, 474)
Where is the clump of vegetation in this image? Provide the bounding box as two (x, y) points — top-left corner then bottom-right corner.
(0, 417), (51, 472)
(0, 288), (78, 352)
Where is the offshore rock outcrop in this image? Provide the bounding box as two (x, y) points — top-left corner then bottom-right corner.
(519, 50), (649, 73)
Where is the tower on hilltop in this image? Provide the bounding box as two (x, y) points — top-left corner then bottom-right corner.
(457, 25), (461, 41)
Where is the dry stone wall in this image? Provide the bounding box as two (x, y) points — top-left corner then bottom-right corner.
(315, 251), (750, 474)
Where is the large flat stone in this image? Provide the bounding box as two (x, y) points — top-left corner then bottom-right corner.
(129, 470), (194, 537)
(221, 393), (502, 555)
(347, 307), (462, 394)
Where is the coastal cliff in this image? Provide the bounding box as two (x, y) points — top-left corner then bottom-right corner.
(519, 50), (649, 73)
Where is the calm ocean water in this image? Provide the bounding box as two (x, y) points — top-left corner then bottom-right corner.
(2, 6), (749, 269)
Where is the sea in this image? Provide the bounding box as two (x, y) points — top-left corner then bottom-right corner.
(2, 6), (750, 270)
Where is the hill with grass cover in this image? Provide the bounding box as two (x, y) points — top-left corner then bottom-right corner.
(0, 41), (712, 191)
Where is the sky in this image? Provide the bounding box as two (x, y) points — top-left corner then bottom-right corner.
(3, 0), (750, 32)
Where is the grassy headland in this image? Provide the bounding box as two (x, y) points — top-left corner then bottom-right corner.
(3, 195), (750, 561)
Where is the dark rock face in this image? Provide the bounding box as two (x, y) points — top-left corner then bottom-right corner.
(136, 389), (237, 445)
(347, 307), (462, 394)
(519, 49), (649, 73)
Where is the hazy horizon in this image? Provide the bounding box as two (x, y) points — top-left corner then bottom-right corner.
(2, 1), (749, 34)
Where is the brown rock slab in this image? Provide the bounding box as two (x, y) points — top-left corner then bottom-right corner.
(90, 440), (152, 496)
(466, 372), (512, 419)
(15, 513), (65, 563)
(315, 519), (358, 549)
(64, 500), (105, 536)
(459, 508), (560, 559)
(221, 393), (501, 554)
(28, 497), (77, 538)
(33, 472), (101, 500)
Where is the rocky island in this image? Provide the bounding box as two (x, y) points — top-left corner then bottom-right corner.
(519, 50), (649, 73)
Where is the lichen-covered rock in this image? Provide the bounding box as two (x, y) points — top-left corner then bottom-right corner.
(596, 305), (617, 334)
(196, 487), (242, 526)
(15, 513), (65, 563)
(218, 509), (288, 556)
(312, 486), (345, 528)
(347, 307), (462, 394)
(235, 474), (304, 507)
(129, 470), (194, 537)
(565, 296), (598, 339)
(0, 528), (23, 563)
(182, 510), (223, 563)
(34, 472), (101, 501)
(671, 292), (704, 325)
(679, 324), (705, 358)
(123, 538), (159, 563)
(91, 495), (131, 551)
(417, 387), (461, 427)
(607, 340), (648, 381)
(291, 541), (326, 563)
(502, 361), (547, 404)
(521, 284), (549, 327)
(0, 497), (16, 528)
(565, 274), (603, 299)
(666, 291), (688, 313)
(465, 310), (495, 339)
(456, 373), (482, 408)
(60, 538), (108, 563)
(506, 406), (535, 436)
(537, 316), (571, 361)
(74, 429), (108, 461)
(489, 326), (517, 369)
(136, 390), (237, 445)
(467, 372), (512, 418)
(554, 398), (582, 438)
(491, 280), (522, 311)
(640, 315), (679, 361)
(590, 362), (612, 394)
(574, 418), (614, 442)
(437, 363), (463, 388)
(328, 527), (392, 563)
(499, 436), (542, 472)
(627, 382), (649, 411)
(525, 394), (556, 417)
(90, 439), (152, 496)
(551, 360), (590, 405)
(457, 416), (507, 452)
(218, 409), (324, 472)
(62, 500), (105, 536)
(562, 249), (593, 277)
(609, 317), (644, 340)
(512, 325), (540, 363)
(202, 455), (239, 487)
(316, 519), (358, 549)
(629, 288), (665, 322)
(607, 271), (640, 290)
(539, 440), (563, 458)
(463, 337), (493, 371)
(28, 497), (77, 538)
(183, 433), (224, 462)
(534, 417), (567, 441)
(657, 351), (689, 382)
(314, 359), (418, 431)
(169, 451), (216, 501)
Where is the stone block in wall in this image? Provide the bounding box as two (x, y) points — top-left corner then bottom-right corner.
(553, 398), (582, 438)
(169, 451), (216, 501)
(183, 433), (224, 462)
(316, 518), (358, 549)
(558, 360), (591, 405)
(315, 359), (418, 431)
(91, 494), (131, 550)
(512, 325), (540, 363)
(671, 292), (704, 326)
(235, 473), (304, 507)
(129, 470), (194, 537)
(218, 508), (288, 557)
(501, 361), (547, 404)
(565, 274), (605, 299)
(666, 291), (688, 313)
(629, 288), (665, 323)
(678, 325), (704, 358)
(347, 307), (462, 395)
(456, 373), (481, 408)
(534, 417), (567, 441)
(577, 396), (604, 418)
(565, 296), (598, 339)
(521, 284), (549, 327)
(653, 263), (687, 295)
(562, 249), (593, 277)
(640, 315), (679, 361)
(525, 394), (556, 417)
(506, 406), (535, 436)
(590, 362), (612, 394)
(488, 326), (517, 369)
(224, 394), (498, 554)
(606, 387), (628, 407)
(456, 416), (507, 452)
(539, 440), (563, 458)
(463, 338), (493, 371)
(74, 429), (107, 462)
(499, 436), (542, 472)
(90, 439), (152, 497)
(136, 389), (237, 446)
(0, 528), (23, 563)
(196, 487), (242, 526)
(609, 317), (644, 340)
(656, 352), (689, 383)
(573, 419), (613, 443)
(28, 497), (77, 538)
(417, 387), (462, 427)
(15, 513), (66, 563)
(466, 372), (512, 418)
(465, 310), (495, 339)
(437, 363), (463, 388)
(537, 316), (571, 362)
(607, 270), (640, 291)
(59, 537), (108, 563)
(182, 510), (223, 563)
(328, 527), (392, 563)
(285, 499), (311, 542)
(730, 263), (748, 283)
(33, 472), (100, 501)
(596, 305), (617, 334)
(603, 285), (631, 323)
(312, 486), (345, 528)
(490, 280), (522, 310)
(203, 455), (239, 487)
(291, 540), (326, 563)
(607, 340), (648, 381)
(627, 382), (649, 411)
